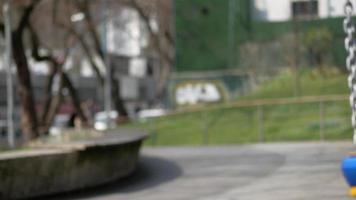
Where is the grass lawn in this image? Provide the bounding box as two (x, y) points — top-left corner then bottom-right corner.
(124, 68), (352, 146)
(240, 68), (348, 99)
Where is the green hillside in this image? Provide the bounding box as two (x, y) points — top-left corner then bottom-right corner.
(127, 69), (351, 146)
(241, 68), (348, 99)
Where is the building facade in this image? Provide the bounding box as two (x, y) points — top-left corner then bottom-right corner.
(253, 0), (356, 22)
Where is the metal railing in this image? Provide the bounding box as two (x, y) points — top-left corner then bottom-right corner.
(145, 95), (351, 146)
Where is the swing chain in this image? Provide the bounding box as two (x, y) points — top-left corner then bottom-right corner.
(344, 0), (356, 143)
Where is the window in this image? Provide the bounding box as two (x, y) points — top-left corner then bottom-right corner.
(292, 0), (318, 19)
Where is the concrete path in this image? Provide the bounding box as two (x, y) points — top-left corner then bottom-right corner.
(45, 142), (355, 200)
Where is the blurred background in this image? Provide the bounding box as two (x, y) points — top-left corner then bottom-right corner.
(0, 0), (354, 147)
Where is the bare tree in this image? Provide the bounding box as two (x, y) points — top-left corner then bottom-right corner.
(74, 0), (129, 120)
(73, 0), (175, 110)
(8, 0), (41, 140)
(26, 0), (91, 134)
(28, 24), (89, 133)
(0, 0), (175, 140)
(0, 0), (92, 138)
(127, 0), (175, 102)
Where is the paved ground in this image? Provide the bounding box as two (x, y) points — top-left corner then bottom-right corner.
(44, 142), (355, 200)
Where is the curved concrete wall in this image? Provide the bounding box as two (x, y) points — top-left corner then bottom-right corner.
(0, 131), (147, 199)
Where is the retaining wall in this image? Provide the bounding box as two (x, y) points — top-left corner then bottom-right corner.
(0, 130), (147, 199)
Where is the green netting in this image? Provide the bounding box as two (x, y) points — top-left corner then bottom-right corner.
(175, 0), (348, 71)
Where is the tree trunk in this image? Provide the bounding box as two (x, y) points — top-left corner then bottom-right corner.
(28, 18), (90, 131)
(61, 73), (88, 126)
(78, 1), (129, 119)
(40, 64), (57, 127)
(110, 67), (129, 122)
(129, 0), (174, 104)
(12, 32), (39, 140)
(39, 71), (64, 134)
(109, 65), (129, 120)
(156, 60), (171, 101)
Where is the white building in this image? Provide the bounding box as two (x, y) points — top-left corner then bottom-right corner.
(105, 6), (160, 107)
(253, 0), (356, 22)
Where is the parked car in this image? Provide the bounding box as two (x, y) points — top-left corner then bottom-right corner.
(94, 111), (118, 131)
(49, 114), (71, 136)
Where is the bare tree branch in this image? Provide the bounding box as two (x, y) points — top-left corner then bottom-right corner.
(10, 0), (44, 139)
(0, 23), (4, 36)
(75, 0), (104, 58)
(29, 17), (89, 131)
(128, 0), (174, 99)
(75, 0), (129, 119)
(29, 24), (53, 62)
(129, 0), (173, 64)
(52, 0), (104, 85)
(17, 0), (41, 34)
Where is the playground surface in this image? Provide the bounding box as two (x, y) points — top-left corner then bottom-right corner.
(47, 142), (354, 200)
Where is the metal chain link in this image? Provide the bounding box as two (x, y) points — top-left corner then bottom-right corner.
(344, 0), (356, 143)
